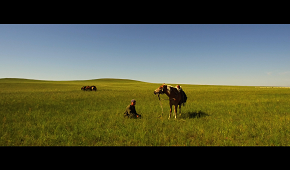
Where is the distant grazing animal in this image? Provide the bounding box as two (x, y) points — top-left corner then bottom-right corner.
(90, 86), (97, 91)
(81, 86), (97, 91)
(154, 84), (185, 119)
(85, 86), (91, 91)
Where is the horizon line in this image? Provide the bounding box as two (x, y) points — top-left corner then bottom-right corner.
(0, 77), (289, 87)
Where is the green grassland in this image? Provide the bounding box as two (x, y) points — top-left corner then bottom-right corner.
(1, 78), (290, 146)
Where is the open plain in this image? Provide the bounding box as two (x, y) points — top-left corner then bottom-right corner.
(1, 78), (290, 146)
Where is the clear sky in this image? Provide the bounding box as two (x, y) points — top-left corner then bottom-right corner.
(1, 24), (289, 86)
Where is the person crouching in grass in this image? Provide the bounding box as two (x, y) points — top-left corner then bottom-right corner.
(124, 99), (141, 119)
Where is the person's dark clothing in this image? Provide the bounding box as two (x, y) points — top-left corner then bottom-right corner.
(124, 105), (141, 119)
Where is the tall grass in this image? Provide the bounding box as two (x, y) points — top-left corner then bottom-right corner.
(1, 78), (290, 146)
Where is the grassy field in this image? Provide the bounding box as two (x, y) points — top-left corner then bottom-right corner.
(1, 78), (290, 146)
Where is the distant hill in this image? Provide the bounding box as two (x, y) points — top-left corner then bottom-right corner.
(0, 78), (50, 83)
(0, 78), (151, 84)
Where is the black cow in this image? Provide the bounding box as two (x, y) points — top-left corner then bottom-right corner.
(90, 86), (97, 91)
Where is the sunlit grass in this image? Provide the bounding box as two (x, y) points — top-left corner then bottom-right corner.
(0, 78), (290, 146)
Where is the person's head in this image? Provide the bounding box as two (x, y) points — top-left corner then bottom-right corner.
(177, 85), (180, 89)
(131, 99), (136, 105)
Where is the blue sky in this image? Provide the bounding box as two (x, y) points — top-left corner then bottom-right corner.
(1, 24), (289, 86)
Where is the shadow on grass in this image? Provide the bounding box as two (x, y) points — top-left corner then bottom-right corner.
(180, 110), (209, 119)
